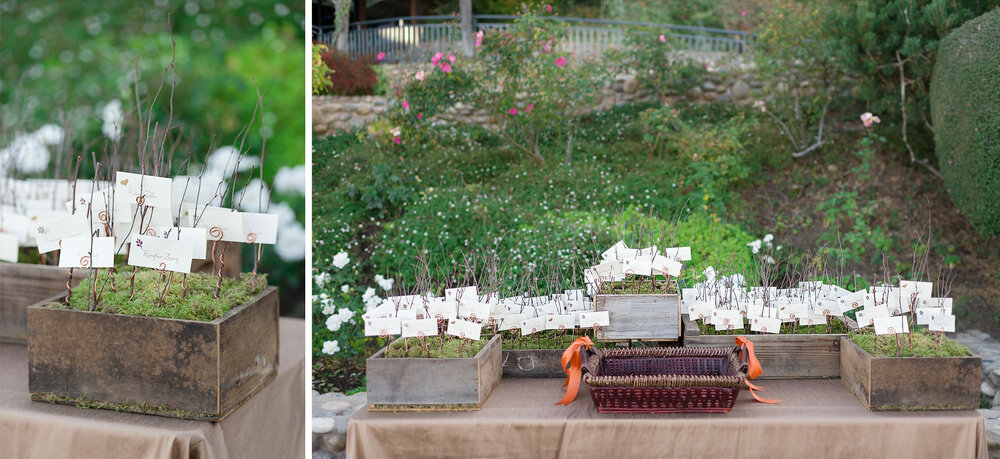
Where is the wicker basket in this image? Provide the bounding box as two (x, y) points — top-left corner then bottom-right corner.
(581, 346), (748, 413)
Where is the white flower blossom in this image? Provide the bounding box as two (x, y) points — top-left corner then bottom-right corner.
(235, 178), (271, 212)
(341, 284), (349, 293)
(747, 239), (763, 254)
(375, 274), (394, 291)
(315, 272), (330, 288)
(322, 340), (340, 355)
(274, 221), (305, 262)
(332, 251), (350, 269)
(322, 304), (336, 315)
(326, 315), (343, 332)
(205, 145), (260, 177)
(338, 308), (354, 321)
(702, 266), (717, 283)
(101, 99), (124, 140)
(273, 165), (306, 195)
(763, 234), (774, 244)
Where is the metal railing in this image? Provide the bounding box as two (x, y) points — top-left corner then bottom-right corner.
(312, 15), (750, 63)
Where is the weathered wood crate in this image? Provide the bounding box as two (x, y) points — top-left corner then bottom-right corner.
(502, 348), (566, 378)
(27, 286), (279, 421)
(839, 336), (981, 411)
(0, 263), (83, 343)
(367, 334), (502, 410)
(593, 294), (680, 341)
(683, 315), (859, 379)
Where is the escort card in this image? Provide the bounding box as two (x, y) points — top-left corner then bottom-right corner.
(712, 309), (744, 330)
(651, 256), (682, 276)
(498, 314), (527, 331)
(750, 316), (781, 334)
(800, 314), (827, 326)
(365, 317), (402, 337)
(59, 237), (114, 268)
(601, 240), (627, 260)
(777, 303), (808, 321)
(445, 286), (478, 302)
(242, 212), (279, 244)
(918, 297), (953, 311)
(196, 207), (245, 243)
(127, 235), (193, 273)
(688, 301), (713, 321)
(578, 311), (610, 328)
(624, 256), (653, 276)
(0, 211), (30, 244)
(660, 246), (692, 261)
(928, 313), (956, 333)
(396, 308), (417, 321)
(813, 299), (843, 316)
(520, 317), (545, 335)
(899, 280), (933, 299)
(158, 227), (208, 259)
(535, 301), (560, 317)
(401, 319), (438, 338)
(115, 172), (172, 209)
(0, 232), (17, 262)
(545, 314), (576, 331)
(458, 301), (491, 322)
(33, 213), (91, 254)
(447, 319), (482, 341)
(855, 305), (890, 327)
(426, 301), (458, 320)
(873, 315), (909, 335)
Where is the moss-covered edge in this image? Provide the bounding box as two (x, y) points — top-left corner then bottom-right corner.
(32, 392), (217, 420)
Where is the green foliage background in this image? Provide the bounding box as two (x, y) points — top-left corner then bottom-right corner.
(931, 8), (1000, 236)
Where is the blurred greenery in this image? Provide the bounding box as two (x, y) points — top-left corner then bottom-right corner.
(1, 0), (307, 315)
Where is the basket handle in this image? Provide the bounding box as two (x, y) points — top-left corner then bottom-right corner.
(580, 346), (602, 375)
(733, 344), (749, 375)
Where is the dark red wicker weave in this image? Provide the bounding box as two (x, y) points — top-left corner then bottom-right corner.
(582, 346), (748, 414)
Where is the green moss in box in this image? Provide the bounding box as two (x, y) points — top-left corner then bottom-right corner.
(598, 278), (678, 294)
(848, 329), (971, 358)
(497, 330), (616, 350)
(383, 335), (487, 358)
(49, 270), (267, 322)
(695, 316), (851, 335)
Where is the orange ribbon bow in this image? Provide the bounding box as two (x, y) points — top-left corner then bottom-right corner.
(735, 335), (780, 404)
(556, 336), (595, 406)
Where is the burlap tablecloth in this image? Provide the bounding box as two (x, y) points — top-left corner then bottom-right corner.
(349, 377), (986, 459)
(0, 318), (305, 459)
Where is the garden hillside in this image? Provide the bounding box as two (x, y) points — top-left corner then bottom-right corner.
(311, 3), (1000, 393)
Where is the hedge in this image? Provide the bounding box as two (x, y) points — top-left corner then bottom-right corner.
(930, 8), (1000, 236)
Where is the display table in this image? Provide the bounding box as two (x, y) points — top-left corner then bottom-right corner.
(0, 318), (306, 459)
(349, 378), (986, 459)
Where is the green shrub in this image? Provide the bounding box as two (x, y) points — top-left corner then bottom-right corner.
(319, 49), (376, 96)
(312, 43), (334, 95)
(931, 8), (1000, 236)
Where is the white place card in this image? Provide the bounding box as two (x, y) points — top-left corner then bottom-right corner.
(660, 246), (692, 261)
(928, 313), (956, 333)
(625, 256), (654, 276)
(800, 314), (827, 326)
(578, 311), (610, 328)
(447, 319), (482, 341)
(127, 235), (193, 273)
(750, 316), (781, 334)
(0, 212), (31, 244)
(426, 301), (458, 320)
(899, 280), (933, 299)
(520, 317), (545, 335)
(918, 297), (953, 311)
(535, 301), (560, 317)
(159, 227), (208, 260)
(365, 317), (402, 337)
(498, 314), (527, 331)
(401, 319), (438, 338)
(777, 303), (808, 321)
(242, 212), (279, 244)
(545, 314), (576, 331)
(813, 299), (843, 316)
(115, 172), (172, 209)
(59, 237), (114, 268)
(33, 213), (90, 253)
(688, 301), (713, 321)
(874, 316), (909, 335)
(458, 301), (491, 322)
(855, 305), (890, 327)
(196, 207), (245, 243)
(601, 240), (627, 260)
(711, 309), (744, 330)
(396, 308), (417, 321)
(0, 232), (17, 262)
(651, 256), (682, 276)
(445, 286), (478, 302)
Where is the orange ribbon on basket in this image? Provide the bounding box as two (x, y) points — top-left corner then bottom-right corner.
(556, 336), (595, 406)
(736, 335), (781, 404)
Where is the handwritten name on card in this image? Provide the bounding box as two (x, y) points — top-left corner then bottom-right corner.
(578, 311), (610, 328)
(127, 235), (193, 273)
(242, 212), (279, 244)
(447, 319), (482, 341)
(873, 316), (909, 335)
(59, 237), (114, 268)
(401, 319), (438, 338)
(365, 317), (402, 337)
(115, 172), (172, 209)
(0, 233), (17, 262)
(750, 316), (781, 334)
(33, 213), (90, 254)
(928, 313), (956, 333)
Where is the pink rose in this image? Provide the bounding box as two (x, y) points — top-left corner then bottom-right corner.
(860, 112), (881, 128)
(448, 53), (456, 63)
(430, 52), (444, 65)
(508, 108), (518, 115)
(393, 136), (401, 145)
(402, 100), (409, 111)
(555, 56), (567, 68)
(439, 63), (452, 73)
(475, 31), (484, 47)
(525, 104), (534, 114)
(659, 35), (666, 42)
(741, 10), (748, 17)
(415, 70), (425, 81)
(545, 4), (552, 12)
(417, 113), (423, 121)
(377, 52), (385, 61)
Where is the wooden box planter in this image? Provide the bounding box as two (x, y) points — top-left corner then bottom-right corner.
(594, 294), (680, 341)
(0, 263), (83, 343)
(502, 348), (566, 378)
(27, 286), (279, 421)
(367, 335), (502, 410)
(839, 337), (981, 411)
(682, 315), (859, 379)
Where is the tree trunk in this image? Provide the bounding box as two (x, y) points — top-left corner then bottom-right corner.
(333, 0), (350, 52)
(460, 0), (474, 58)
